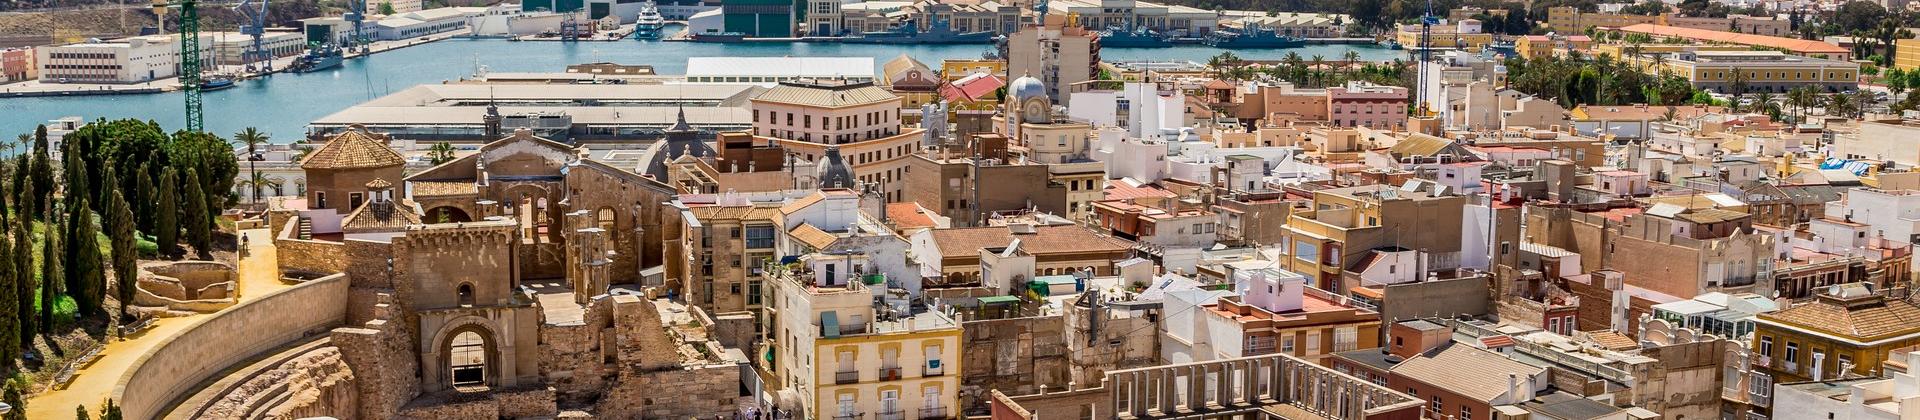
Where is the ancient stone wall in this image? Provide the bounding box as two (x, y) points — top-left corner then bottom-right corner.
(114, 273), (350, 420)
(539, 299), (614, 406)
(278, 234), (349, 278)
(960, 315), (1070, 413)
(566, 160), (677, 278)
(595, 363), (745, 419)
(332, 316), (419, 419)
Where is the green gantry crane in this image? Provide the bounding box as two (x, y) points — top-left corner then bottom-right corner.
(154, 0), (205, 133)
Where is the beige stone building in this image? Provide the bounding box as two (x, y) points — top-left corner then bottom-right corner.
(673, 202), (783, 318)
(754, 79), (921, 201)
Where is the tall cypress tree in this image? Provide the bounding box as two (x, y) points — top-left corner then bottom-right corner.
(15, 219), (35, 343)
(156, 169), (179, 260)
(27, 125), (51, 222)
(108, 188), (135, 321)
(39, 212), (59, 333)
(71, 198), (103, 318)
(3, 383), (27, 420)
(183, 169), (210, 261)
(133, 163), (154, 234)
(9, 154), (27, 224)
(62, 198), (84, 299)
(0, 219), (18, 364)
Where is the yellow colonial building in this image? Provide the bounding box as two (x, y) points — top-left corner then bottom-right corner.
(1623, 50), (1857, 94)
(1395, 22), (1495, 51)
(765, 253), (962, 419)
(1750, 284), (1920, 383)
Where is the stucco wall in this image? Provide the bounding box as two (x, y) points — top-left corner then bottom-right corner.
(114, 273), (351, 420)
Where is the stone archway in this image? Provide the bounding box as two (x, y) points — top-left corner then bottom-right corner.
(427, 317), (504, 392)
(426, 206), (473, 224)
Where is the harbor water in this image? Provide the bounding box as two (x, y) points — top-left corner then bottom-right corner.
(0, 37), (1409, 141)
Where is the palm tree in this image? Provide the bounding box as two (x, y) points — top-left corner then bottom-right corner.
(1342, 50), (1361, 81)
(234, 127), (270, 204)
(241, 172), (282, 202)
(428, 142), (457, 165)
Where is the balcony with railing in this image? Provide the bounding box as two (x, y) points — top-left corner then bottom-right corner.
(923, 361), (944, 377)
(832, 413), (864, 420)
(1244, 336), (1276, 356)
(836, 370), (860, 384)
(918, 406), (948, 419)
(879, 366), (903, 381)
(876, 409), (906, 420)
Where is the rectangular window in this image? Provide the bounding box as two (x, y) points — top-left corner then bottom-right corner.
(1281, 335), (1295, 354)
(1305, 331), (1321, 355)
(1334, 327), (1358, 352)
(745, 226), (776, 249)
(1294, 241), (1319, 264)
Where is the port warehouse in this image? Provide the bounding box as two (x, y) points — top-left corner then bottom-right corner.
(307, 83), (760, 142)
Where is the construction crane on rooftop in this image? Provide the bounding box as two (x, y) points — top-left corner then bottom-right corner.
(153, 0), (205, 132)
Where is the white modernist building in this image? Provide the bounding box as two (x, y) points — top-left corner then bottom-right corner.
(35, 34), (214, 83)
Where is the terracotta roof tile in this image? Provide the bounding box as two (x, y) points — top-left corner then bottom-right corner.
(1392, 345), (1544, 402)
(1761, 294), (1920, 340)
(789, 223), (838, 250)
(928, 225), (1133, 260)
(301, 128), (406, 170)
(886, 202), (937, 229)
(1617, 24), (1849, 55)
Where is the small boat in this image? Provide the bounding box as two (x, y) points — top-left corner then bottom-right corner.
(286, 43), (343, 73)
(842, 18), (993, 44)
(1098, 25), (1172, 48)
(1379, 38), (1402, 49)
(634, 1), (664, 40)
(198, 75), (236, 91)
(1203, 24), (1305, 49)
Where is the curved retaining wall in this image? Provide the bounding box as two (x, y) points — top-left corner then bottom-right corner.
(114, 273), (350, 420)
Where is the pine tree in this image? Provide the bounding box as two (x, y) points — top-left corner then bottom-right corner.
(15, 220), (35, 344)
(28, 125), (51, 222)
(71, 197), (104, 318)
(0, 219), (17, 364)
(155, 169), (179, 259)
(183, 169), (210, 261)
(108, 188), (135, 322)
(3, 383), (27, 420)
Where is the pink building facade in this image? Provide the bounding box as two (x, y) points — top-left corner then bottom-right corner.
(1328, 81), (1408, 131)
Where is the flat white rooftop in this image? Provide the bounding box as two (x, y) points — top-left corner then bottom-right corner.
(685, 56), (875, 79)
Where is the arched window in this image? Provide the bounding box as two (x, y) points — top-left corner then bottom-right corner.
(597, 207), (618, 243)
(458, 283), (474, 307)
(450, 331), (487, 387)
